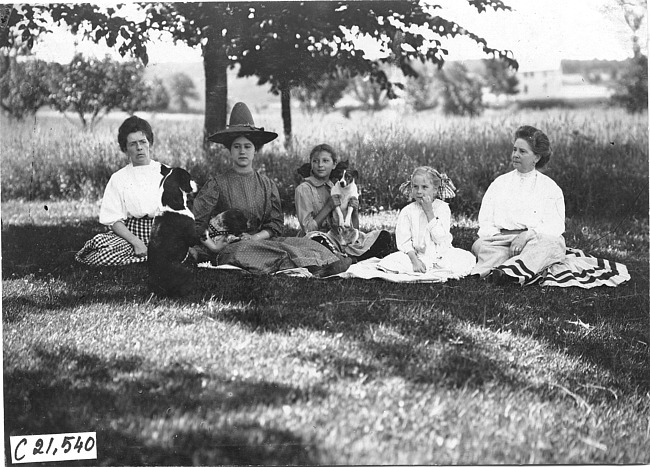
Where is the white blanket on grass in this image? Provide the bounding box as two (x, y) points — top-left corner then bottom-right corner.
(330, 258), (459, 282)
(198, 259), (459, 282)
(199, 248), (631, 288)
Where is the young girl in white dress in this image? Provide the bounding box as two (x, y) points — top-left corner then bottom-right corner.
(378, 166), (475, 277)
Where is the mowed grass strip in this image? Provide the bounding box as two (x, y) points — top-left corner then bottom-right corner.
(2, 200), (648, 464)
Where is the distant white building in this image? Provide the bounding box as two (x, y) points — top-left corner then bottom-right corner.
(517, 69), (563, 100)
(515, 67), (613, 102)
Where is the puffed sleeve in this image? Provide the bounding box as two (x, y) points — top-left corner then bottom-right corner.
(294, 182), (319, 233)
(262, 178), (284, 237)
(192, 177), (221, 235)
(427, 201), (453, 245)
(395, 205), (415, 254)
(477, 180), (501, 238)
(98, 175), (126, 226)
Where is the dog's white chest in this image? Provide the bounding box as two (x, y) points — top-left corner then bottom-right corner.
(331, 182), (359, 209)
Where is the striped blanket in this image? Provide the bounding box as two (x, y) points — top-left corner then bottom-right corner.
(199, 248), (630, 289)
(498, 248), (630, 288)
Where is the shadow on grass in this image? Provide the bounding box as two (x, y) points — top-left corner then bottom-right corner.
(4, 345), (323, 465)
(2, 223), (102, 279)
(211, 272), (648, 397)
(4, 223), (649, 401)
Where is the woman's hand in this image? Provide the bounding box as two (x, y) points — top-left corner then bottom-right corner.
(111, 220), (147, 258)
(509, 231), (532, 256)
(202, 233), (230, 254)
(131, 238), (148, 258)
(240, 230), (271, 241)
(408, 251), (427, 273)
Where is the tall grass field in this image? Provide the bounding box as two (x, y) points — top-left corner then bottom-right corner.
(2, 107), (648, 219)
(2, 107), (649, 464)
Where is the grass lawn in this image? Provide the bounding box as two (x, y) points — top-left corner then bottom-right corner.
(2, 199), (649, 464)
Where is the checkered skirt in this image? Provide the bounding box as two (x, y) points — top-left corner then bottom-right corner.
(76, 217), (153, 266)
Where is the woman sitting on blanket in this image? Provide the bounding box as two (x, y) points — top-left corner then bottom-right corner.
(470, 125), (566, 285)
(294, 143), (392, 261)
(191, 102), (351, 277)
(377, 166), (476, 277)
(76, 116), (163, 266)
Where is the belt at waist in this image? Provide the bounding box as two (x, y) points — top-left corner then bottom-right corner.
(500, 228), (528, 235)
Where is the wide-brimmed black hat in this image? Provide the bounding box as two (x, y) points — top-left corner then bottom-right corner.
(208, 102), (278, 146)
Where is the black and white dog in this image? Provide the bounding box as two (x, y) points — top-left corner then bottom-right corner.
(330, 167), (360, 245)
(296, 160), (360, 245)
(148, 165), (200, 297)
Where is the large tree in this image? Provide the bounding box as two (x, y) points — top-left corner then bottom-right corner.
(2, 1), (517, 144)
(233, 1), (517, 143)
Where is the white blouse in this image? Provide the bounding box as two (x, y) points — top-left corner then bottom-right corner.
(477, 169), (565, 238)
(99, 161), (163, 226)
(396, 199), (453, 262)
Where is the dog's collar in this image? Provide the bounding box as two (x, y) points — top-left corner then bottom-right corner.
(207, 223), (230, 239)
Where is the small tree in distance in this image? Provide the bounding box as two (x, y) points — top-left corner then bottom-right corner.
(295, 72), (350, 114)
(436, 62), (484, 116)
(169, 72), (198, 113)
(0, 58), (53, 120)
(4, 1), (519, 143)
(482, 58), (518, 98)
(49, 53), (167, 129)
(604, 0), (647, 112)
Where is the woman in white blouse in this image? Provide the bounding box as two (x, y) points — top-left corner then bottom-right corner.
(471, 125), (566, 284)
(76, 116), (163, 266)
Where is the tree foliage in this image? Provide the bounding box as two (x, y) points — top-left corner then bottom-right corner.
(2, 1), (518, 142)
(404, 64), (439, 111)
(169, 72), (198, 113)
(144, 77), (171, 113)
(48, 53), (169, 128)
(436, 62), (484, 116)
(349, 75), (390, 111)
(294, 72), (350, 114)
(482, 58), (518, 96)
(602, 0), (648, 113)
(232, 1), (517, 141)
(0, 56), (53, 119)
(611, 53), (648, 113)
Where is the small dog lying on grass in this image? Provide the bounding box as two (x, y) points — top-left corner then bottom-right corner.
(148, 165), (200, 297)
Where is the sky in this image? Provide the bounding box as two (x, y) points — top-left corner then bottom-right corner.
(30, 0), (647, 71)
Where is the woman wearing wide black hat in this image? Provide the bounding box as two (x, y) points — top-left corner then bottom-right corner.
(193, 102), (282, 241)
(191, 102), (351, 276)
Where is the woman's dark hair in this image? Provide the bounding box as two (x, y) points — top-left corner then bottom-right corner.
(514, 125), (552, 168)
(118, 116), (154, 152)
(309, 143), (338, 163)
(223, 135), (265, 152)
(221, 209), (249, 236)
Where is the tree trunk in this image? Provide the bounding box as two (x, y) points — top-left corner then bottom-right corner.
(203, 30), (228, 149)
(281, 87), (292, 147)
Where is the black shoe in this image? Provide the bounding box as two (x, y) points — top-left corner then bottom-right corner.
(310, 257), (353, 278)
(486, 269), (517, 285)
